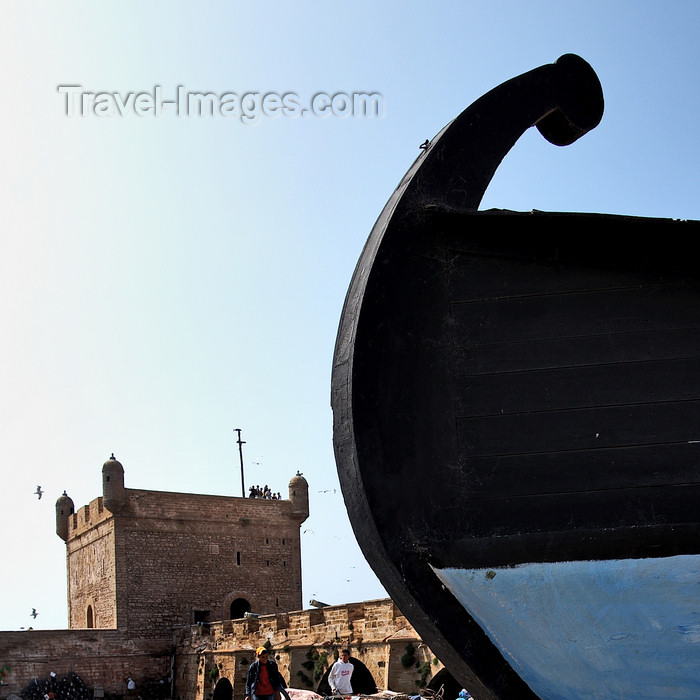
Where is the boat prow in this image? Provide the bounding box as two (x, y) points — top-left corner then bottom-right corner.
(332, 55), (700, 700)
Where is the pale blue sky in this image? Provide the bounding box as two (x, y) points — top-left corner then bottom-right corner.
(2, 1), (700, 631)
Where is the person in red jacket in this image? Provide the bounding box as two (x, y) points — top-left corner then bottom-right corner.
(245, 647), (284, 700)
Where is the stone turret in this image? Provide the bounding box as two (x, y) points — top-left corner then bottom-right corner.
(55, 490), (75, 541)
(288, 470), (309, 522)
(102, 453), (126, 513)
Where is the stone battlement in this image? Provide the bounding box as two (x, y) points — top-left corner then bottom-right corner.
(174, 598), (444, 700)
(66, 488), (298, 540)
(67, 496), (110, 539)
(0, 599), (448, 700)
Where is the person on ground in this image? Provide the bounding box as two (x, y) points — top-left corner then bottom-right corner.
(328, 649), (354, 695)
(245, 647), (284, 700)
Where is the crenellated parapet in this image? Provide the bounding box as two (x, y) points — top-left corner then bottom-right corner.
(173, 599), (447, 700)
(65, 495), (112, 539)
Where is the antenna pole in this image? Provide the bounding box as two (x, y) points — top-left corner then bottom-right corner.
(234, 428), (246, 497)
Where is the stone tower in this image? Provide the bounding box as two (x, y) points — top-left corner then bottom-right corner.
(57, 456), (309, 637)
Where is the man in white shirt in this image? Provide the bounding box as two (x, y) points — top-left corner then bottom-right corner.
(328, 649), (354, 695)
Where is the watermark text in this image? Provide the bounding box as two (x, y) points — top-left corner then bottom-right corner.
(57, 85), (383, 123)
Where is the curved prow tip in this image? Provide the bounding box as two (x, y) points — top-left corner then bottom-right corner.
(536, 53), (604, 146)
(404, 53), (604, 210)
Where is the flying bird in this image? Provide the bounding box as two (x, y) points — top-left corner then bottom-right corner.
(31, 608), (38, 619)
(34, 486), (43, 499)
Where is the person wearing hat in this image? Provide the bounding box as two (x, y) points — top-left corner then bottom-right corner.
(246, 647), (284, 700)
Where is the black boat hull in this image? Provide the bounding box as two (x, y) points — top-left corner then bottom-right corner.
(332, 56), (700, 699)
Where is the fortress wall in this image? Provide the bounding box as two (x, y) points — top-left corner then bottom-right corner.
(0, 601), (444, 700)
(120, 524), (301, 636)
(0, 630), (171, 699)
(66, 517), (117, 630)
(173, 599), (444, 700)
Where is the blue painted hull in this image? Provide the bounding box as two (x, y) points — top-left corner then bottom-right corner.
(434, 556), (700, 699)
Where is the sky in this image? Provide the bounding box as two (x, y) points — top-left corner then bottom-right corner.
(2, 1), (700, 631)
